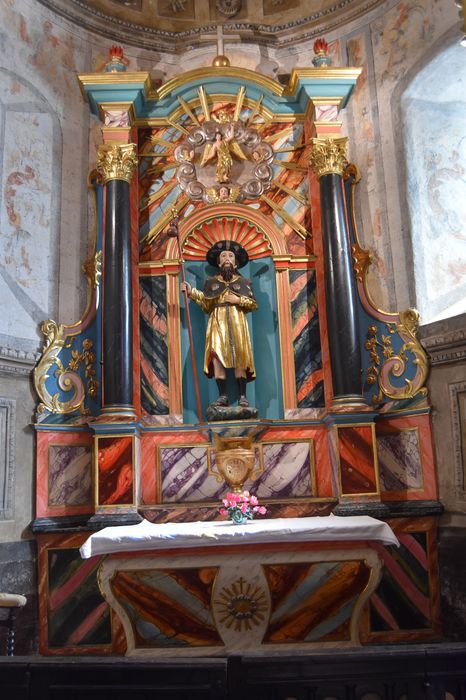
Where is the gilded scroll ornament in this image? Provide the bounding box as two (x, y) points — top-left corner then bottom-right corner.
(97, 143), (138, 184)
(34, 325), (98, 415)
(365, 310), (429, 404)
(34, 250), (102, 416)
(309, 137), (348, 178)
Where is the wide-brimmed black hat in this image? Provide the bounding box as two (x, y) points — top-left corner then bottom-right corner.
(206, 240), (249, 269)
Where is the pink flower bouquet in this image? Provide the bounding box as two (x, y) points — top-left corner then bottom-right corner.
(219, 491), (267, 524)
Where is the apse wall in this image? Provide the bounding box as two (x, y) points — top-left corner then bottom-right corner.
(0, 0), (464, 653)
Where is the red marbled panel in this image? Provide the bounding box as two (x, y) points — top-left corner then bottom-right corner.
(338, 425), (377, 495)
(97, 436), (134, 506)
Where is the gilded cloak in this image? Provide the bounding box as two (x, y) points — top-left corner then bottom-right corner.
(189, 273), (258, 381)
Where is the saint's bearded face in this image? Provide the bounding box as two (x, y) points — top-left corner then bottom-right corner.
(218, 250), (237, 281)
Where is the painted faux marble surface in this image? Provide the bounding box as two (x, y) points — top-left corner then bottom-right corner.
(140, 275), (169, 414)
(289, 269), (324, 408)
(98, 436), (133, 506)
(378, 430), (422, 492)
(160, 446), (224, 503)
(338, 426), (377, 495)
(263, 560), (370, 643)
(111, 567), (222, 648)
(370, 530), (432, 634)
(47, 547), (111, 648)
(48, 445), (92, 506)
(160, 441), (313, 503)
(246, 442), (313, 499)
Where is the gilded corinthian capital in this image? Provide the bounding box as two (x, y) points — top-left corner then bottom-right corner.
(97, 143), (138, 184)
(309, 137), (348, 179)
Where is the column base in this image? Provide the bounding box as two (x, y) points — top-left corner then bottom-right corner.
(330, 394), (371, 413)
(99, 404), (137, 420)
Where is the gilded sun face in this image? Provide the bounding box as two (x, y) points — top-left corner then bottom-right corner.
(214, 576), (268, 631)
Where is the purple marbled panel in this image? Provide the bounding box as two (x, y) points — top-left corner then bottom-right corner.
(161, 442), (313, 503)
(245, 442), (313, 499)
(377, 430), (423, 491)
(48, 445), (92, 506)
(161, 446), (225, 503)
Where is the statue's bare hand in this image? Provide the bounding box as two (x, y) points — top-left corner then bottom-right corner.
(181, 281), (191, 295)
(224, 292), (241, 304)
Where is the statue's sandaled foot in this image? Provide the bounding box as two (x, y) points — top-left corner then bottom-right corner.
(212, 394), (229, 407)
(238, 395), (249, 407)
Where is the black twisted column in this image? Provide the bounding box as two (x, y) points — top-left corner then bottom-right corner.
(309, 137), (366, 410)
(97, 143), (138, 417)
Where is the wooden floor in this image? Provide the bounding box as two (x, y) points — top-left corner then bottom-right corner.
(1, 644), (466, 699)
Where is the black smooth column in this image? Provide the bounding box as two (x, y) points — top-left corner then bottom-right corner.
(320, 173), (362, 401)
(102, 178), (133, 412)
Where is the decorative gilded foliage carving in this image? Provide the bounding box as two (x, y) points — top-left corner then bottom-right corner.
(34, 250), (102, 416)
(365, 310), (429, 404)
(97, 143), (138, 184)
(309, 137), (348, 178)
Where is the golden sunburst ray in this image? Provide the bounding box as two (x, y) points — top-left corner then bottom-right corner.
(197, 86), (210, 122)
(140, 194), (189, 248)
(167, 119), (190, 136)
(261, 194), (308, 238)
(139, 180), (177, 212)
(246, 94), (264, 126)
(177, 96), (201, 126)
(272, 159), (307, 172)
(233, 86), (246, 122)
(273, 179), (308, 205)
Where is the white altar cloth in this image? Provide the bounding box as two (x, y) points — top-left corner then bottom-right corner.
(80, 514), (399, 559)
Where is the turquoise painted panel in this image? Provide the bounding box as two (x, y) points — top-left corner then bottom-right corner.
(180, 257), (283, 423)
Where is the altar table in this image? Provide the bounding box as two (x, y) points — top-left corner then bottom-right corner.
(80, 516), (398, 656)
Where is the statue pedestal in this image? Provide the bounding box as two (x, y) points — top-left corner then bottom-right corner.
(206, 404), (259, 422)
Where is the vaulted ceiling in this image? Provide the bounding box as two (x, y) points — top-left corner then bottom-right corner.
(38, 0), (384, 51)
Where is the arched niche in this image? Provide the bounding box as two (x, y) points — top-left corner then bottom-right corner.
(171, 205), (286, 423)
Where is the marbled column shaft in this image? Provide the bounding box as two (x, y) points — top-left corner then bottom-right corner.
(103, 179), (133, 411)
(320, 174), (362, 400)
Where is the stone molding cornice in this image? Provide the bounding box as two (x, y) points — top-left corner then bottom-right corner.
(36, 0), (384, 51)
(0, 346), (38, 379)
(422, 327), (466, 366)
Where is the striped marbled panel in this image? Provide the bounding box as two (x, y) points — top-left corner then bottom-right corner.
(289, 269), (324, 408)
(48, 445), (92, 507)
(370, 531), (431, 632)
(161, 441), (314, 503)
(47, 548), (111, 648)
(111, 567), (222, 649)
(140, 275), (169, 415)
(161, 446), (225, 503)
(338, 426), (377, 495)
(378, 429), (423, 492)
(98, 436), (133, 506)
(263, 560), (370, 643)
(245, 442), (313, 498)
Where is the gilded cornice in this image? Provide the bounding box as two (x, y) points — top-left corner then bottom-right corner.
(97, 143), (138, 184)
(309, 137), (348, 178)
